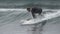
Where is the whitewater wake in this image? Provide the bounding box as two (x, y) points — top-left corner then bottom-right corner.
(21, 9), (60, 24)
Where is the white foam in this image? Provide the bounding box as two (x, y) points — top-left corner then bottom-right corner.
(21, 10), (60, 24)
(0, 8), (26, 11)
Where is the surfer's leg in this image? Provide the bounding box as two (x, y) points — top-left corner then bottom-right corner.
(39, 13), (41, 15)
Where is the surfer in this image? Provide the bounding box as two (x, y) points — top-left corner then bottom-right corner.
(27, 7), (42, 18)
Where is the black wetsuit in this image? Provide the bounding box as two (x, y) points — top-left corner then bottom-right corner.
(31, 7), (42, 18)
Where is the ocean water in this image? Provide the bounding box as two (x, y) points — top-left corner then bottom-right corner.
(0, 0), (59, 8)
(0, 9), (60, 34)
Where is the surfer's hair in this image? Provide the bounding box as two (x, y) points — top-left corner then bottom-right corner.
(27, 7), (30, 12)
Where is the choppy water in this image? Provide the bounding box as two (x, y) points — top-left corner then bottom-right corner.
(0, 9), (60, 34)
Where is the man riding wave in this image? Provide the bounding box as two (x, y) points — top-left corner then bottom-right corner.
(27, 7), (42, 18)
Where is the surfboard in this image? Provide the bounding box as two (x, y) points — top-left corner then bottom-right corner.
(21, 10), (60, 25)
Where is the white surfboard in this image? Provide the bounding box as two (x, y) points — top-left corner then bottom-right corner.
(21, 10), (60, 25)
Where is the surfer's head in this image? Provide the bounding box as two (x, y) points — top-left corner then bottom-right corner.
(27, 7), (30, 12)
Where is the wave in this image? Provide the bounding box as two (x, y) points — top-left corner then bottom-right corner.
(21, 9), (60, 24)
(0, 9), (60, 26)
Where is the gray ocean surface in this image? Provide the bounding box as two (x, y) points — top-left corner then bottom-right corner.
(0, 9), (60, 34)
(0, 0), (59, 9)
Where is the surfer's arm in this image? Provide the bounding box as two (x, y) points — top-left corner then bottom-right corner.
(31, 12), (36, 18)
(31, 9), (36, 18)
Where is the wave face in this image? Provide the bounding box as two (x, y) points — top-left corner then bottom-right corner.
(0, 9), (60, 34)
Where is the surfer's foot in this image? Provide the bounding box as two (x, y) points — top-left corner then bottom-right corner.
(33, 16), (36, 19)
